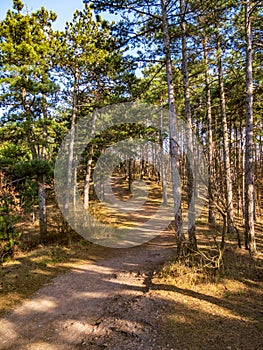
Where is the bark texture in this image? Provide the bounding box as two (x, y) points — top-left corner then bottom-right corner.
(244, 0), (256, 254)
(161, 0), (184, 253)
(180, 0), (196, 249)
(216, 34), (235, 234)
(203, 35), (215, 226)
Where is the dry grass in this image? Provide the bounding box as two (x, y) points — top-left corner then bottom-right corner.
(0, 244), (80, 316)
(151, 215), (263, 350)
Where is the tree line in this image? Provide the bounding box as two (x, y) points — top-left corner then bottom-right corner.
(0, 0), (262, 258)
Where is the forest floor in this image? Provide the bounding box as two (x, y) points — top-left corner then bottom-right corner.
(0, 181), (263, 349)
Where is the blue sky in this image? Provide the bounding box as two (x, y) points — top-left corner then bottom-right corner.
(0, 0), (87, 29)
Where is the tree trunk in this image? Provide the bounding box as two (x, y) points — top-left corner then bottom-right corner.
(241, 124), (246, 218)
(37, 93), (48, 240)
(236, 126), (242, 216)
(128, 158), (132, 192)
(216, 33), (235, 234)
(84, 111), (97, 209)
(84, 153), (93, 210)
(65, 70), (78, 212)
(244, 0), (257, 254)
(38, 175), (47, 241)
(180, 0), (197, 249)
(160, 109), (168, 205)
(203, 35), (215, 225)
(161, 0), (184, 253)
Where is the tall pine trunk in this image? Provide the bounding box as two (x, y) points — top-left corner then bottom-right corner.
(38, 93), (48, 240)
(241, 124), (246, 218)
(84, 111), (97, 209)
(65, 70), (78, 213)
(159, 109), (168, 205)
(203, 35), (215, 225)
(161, 0), (184, 253)
(244, 0), (256, 254)
(180, 0), (196, 249)
(216, 33), (235, 234)
(38, 176), (46, 240)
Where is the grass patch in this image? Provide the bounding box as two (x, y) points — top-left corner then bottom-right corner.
(150, 217), (263, 350)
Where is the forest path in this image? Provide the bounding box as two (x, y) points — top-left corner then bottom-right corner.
(0, 231), (176, 350)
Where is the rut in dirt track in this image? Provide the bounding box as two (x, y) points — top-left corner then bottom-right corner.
(0, 232), (176, 350)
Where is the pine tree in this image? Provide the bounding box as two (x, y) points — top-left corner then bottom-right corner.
(56, 4), (127, 212)
(0, 0), (58, 239)
(244, 0), (256, 254)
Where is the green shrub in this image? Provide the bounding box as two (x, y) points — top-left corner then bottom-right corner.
(0, 172), (21, 261)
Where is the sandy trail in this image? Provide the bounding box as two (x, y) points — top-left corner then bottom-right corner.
(0, 232), (176, 350)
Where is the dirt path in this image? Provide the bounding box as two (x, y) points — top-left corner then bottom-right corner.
(0, 232), (176, 350)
